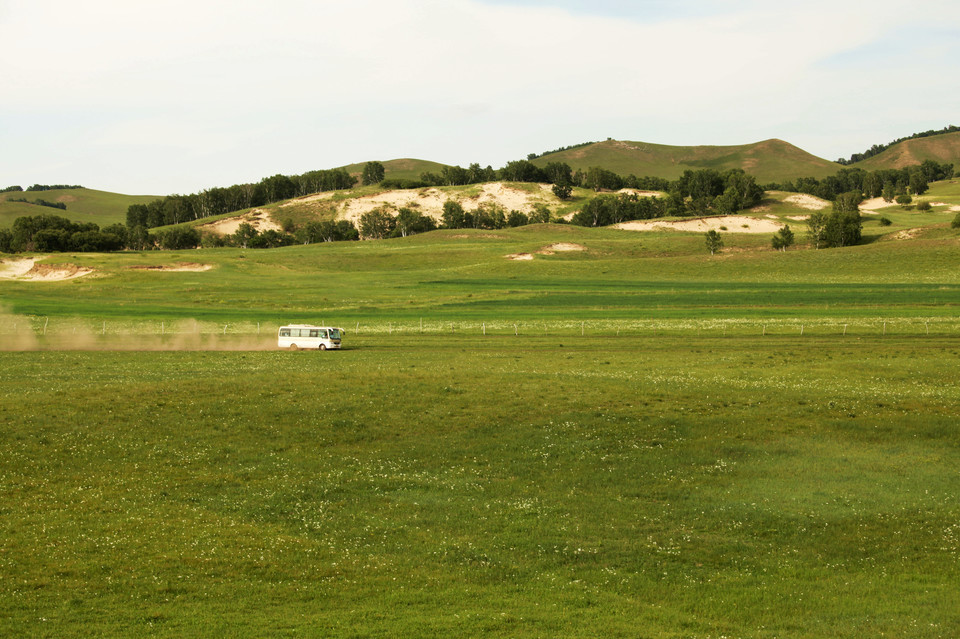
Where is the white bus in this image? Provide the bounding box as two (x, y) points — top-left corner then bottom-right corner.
(277, 325), (343, 351)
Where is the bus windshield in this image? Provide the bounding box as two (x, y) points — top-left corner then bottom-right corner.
(329, 328), (341, 339)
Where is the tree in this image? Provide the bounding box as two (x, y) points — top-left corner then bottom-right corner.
(552, 183), (572, 200)
(156, 226), (201, 250)
(361, 162), (385, 186)
(881, 181), (896, 202)
(823, 192), (863, 247)
(908, 169), (928, 196)
(441, 165), (471, 186)
(807, 210), (827, 249)
(771, 225), (794, 252)
(896, 194), (912, 206)
(359, 208), (394, 239)
(394, 208), (437, 237)
(542, 162), (572, 185)
(705, 229), (723, 255)
(441, 200), (466, 229)
(528, 205), (551, 224)
(128, 225), (151, 250)
(506, 210), (529, 227)
(233, 223), (259, 249)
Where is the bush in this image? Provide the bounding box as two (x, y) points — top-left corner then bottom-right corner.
(896, 194), (912, 206)
(916, 201), (932, 212)
(879, 217), (892, 226)
(952, 212), (960, 229)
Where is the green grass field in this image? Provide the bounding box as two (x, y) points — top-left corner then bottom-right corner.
(1, 335), (958, 637)
(3, 219), (960, 637)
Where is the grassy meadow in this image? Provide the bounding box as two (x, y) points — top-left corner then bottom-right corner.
(1, 335), (959, 637)
(3, 219), (960, 637)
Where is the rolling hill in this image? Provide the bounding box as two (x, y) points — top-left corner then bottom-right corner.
(530, 138), (842, 183)
(0, 188), (158, 229)
(850, 131), (960, 171)
(338, 158), (451, 182)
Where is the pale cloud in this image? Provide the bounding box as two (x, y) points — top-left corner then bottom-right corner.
(1, 0), (958, 193)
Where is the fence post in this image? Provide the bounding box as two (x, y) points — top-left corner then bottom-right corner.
(800, 324), (804, 336)
(43, 317), (48, 335)
(482, 322), (486, 336)
(843, 324), (847, 336)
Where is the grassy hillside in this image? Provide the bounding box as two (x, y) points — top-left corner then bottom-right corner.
(339, 158), (452, 182)
(850, 130), (960, 171)
(531, 139), (841, 183)
(0, 188), (157, 229)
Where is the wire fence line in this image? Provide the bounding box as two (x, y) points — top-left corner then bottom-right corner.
(2, 316), (960, 342)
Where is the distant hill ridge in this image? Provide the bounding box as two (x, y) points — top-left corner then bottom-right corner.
(847, 131), (960, 172)
(529, 138), (841, 184)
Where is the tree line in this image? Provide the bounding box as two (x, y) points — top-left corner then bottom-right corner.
(0, 212), (365, 253)
(1, 184), (84, 192)
(0, 214), (131, 253)
(765, 161), (953, 202)
(6, 197), (68, 210)
(126, 169), (356, 229)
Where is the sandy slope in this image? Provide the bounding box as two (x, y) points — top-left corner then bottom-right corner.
(616, 216), (784, 234)
(0, 257), (94, 281)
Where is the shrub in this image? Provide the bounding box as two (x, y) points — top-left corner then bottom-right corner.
(879, 217), (892, 226)
(952, 212), (960, 229)
(916, 201), (932, 212)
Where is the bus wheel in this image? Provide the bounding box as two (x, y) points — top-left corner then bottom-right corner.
(289, 344), (299, 351)
(319, 344), (327, 351)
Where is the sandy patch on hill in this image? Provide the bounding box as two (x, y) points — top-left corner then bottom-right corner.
(336, 183), (553, 225)
(784, 194), (830, 210)
(927, 201), (960, 211)
(893, 228), (923, 240)
(539, 242), (585, 253)
(0, 257), (93, 281)
(860, 197), (896, 212)
(786, 215), (810, 221)
(617, 188), (664, 198)
(200, 209), (282, 236)
(280, 192), (336, 207)
(616, 216), (783, 234)
(127, 262), (213, 272)
(506, 242), (587, 261)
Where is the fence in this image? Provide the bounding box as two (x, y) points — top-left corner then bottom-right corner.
(3, 315), (960, 350)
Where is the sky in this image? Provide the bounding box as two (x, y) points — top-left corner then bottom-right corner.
(1, 0), (959, 195)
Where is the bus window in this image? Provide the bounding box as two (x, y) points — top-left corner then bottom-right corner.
(309, 329), (319, 338)
(329, 328), (341, 339)
(320, 329), (328, 338)
(279, 328), (291, 337)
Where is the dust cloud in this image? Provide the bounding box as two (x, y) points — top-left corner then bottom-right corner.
(0, 312), (277, 351)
